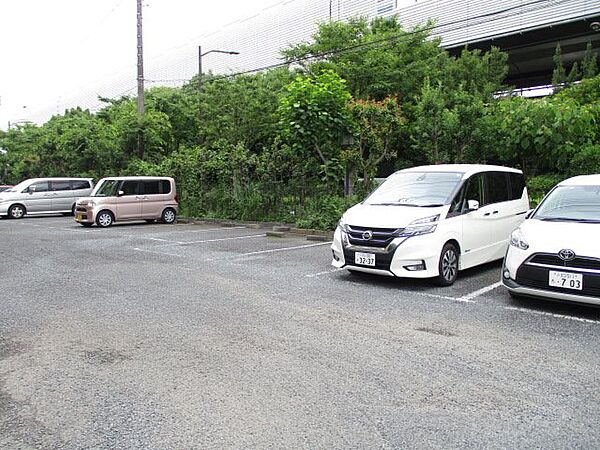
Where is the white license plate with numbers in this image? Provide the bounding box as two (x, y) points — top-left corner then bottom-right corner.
(355, 252), (375, 267)
(549, 271), (583, 291)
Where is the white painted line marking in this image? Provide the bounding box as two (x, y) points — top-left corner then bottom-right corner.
(459, 281), (502, 302)
(124, 235), (173, 242)
(421, 293), (475, 304)
(160, 226), (247, 234)
(504, 306), (600, 325)
(133, 248), (183, 257)
(159, 233), (266, 247)
(234, 241), (332, 258)
(305, 268), (345, 278)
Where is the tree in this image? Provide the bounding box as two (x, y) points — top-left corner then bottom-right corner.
(348, 96), (405, 192)
(279, 70), (352, 187)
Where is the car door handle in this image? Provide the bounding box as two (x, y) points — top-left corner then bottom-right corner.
(492, 210), (499, 214)
(483, 212), (490, 216)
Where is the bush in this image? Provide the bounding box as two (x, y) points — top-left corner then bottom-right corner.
(295, 195), (358, 230)
(527, 174), (564, 206)
(569, 144), (600, 176)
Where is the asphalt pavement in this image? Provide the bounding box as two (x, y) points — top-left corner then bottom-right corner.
(1, 216), (599, 449)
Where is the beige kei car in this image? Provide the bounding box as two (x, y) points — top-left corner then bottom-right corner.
(74, 176), (178, 227)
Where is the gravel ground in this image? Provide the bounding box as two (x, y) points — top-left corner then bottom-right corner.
(1, 216), (599, 449)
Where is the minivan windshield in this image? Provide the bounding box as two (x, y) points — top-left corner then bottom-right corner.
(533, 185), (600, 222)
(92, 180), (120, 197)
(6, 180), (31, 193)
(364, 171), (463, 207)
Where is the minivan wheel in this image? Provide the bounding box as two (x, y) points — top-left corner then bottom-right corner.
(436, 243), (459, 286)
(161, 208), (176, 224)
(8, 204), (26, 219)
(96, 210), (114, 228)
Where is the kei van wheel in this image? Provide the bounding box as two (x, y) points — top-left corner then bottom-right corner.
(436, 243), (459, 286)
(96, 210), (114, 228)
(161, 208), (176, 224)
(8, 204), (26, 219)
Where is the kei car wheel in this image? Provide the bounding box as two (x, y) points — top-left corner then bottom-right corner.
(96, 210), (114, 228)
(436, 243), (459, 286)
(8, 204), (26, 219)
(161, 208), (176, 224)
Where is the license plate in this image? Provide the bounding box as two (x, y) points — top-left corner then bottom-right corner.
(549, 271), (583, 291)
(355, 252), (375, 267)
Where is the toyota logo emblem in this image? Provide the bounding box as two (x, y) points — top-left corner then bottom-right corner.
(558, 249), (576, 261)
(362, 230), (373, 241)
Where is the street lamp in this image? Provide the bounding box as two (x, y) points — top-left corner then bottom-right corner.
(198, 46), (239, 135)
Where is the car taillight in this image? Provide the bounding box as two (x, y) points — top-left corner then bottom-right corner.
(174, 193), (179, 203)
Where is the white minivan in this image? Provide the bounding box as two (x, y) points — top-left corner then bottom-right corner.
(331, 165), (529, 285)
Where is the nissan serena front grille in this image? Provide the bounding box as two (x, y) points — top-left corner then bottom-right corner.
(346, 225), (400, 248)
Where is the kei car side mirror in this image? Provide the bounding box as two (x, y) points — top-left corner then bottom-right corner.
(117, 190), (125, 197)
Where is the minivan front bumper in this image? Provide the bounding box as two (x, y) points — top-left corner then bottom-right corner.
(331, 227), (441, 278)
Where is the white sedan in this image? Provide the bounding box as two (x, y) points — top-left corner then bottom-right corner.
(503, 174), (600, 306)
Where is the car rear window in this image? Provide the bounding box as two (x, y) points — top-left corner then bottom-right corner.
(160, 180), (171, 194)
(72, 180), (91, 190)
(142, 180), (160, 195)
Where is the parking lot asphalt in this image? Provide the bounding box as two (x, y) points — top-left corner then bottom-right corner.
(1, 216), (599, 449)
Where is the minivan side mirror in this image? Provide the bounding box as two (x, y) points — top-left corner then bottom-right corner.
(117, 190), (125, 197)
(467, 199), (480, 211)
(28, 186), (36, 194)
(525, 208), (534, 219)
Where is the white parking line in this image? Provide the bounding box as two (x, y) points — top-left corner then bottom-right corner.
(504, 306), (600, 325)
(160, 226), (248, 234)
(133, 247), (184, 257)
(459, 281), (502, 302)
(421, 293), (476, 304)
(305, 268), (345, 278)
(159, 233), (266, 247)
(234, 241), (332, 258)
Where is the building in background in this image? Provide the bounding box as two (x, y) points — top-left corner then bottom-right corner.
(22, 0), (600, 124)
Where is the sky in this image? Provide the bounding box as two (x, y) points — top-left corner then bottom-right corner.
(0, 0), (282, 129)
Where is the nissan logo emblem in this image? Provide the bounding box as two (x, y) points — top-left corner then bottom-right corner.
(558, 249), (576, 261)
(362, 230), (373, 241)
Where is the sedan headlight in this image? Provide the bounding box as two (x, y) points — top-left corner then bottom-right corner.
(395, 214), (439, 237)
(510, 228), (529, 250)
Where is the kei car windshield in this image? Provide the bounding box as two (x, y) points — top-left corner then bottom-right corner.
(364, 171), (463, 207)
(534, 185), (600, 222)
(92, 180), (120, 197)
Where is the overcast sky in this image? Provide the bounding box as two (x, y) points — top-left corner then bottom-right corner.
(0, 0), (282, 129)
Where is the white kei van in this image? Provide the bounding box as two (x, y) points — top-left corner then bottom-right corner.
(331, 165), (529, 285)
(0, 178), (94, 218)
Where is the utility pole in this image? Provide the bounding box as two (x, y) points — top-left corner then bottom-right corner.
(136, 0), (145, 159)
(136, 0), (145, 116)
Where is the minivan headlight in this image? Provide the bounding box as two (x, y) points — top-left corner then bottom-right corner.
(337, 217), (348, 232)
(395, 214), (439, 237)
(510, 228), (529, 250)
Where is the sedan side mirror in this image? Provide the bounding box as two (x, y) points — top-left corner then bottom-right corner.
(467, 199), (480, 211)
(117, 190), (125, 197)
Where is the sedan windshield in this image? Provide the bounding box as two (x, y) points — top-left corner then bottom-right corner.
(92, 180), (120, 197)
(364, 171), (463, 207)
(534, 185), (600, 222)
